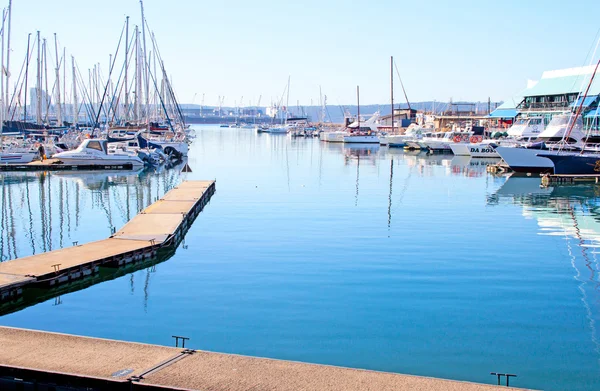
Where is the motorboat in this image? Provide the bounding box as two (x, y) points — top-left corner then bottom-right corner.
(496, 113), (585, 174)
(381, 124), (425, 147)
(53, 139), (144, 167)
(320, 130), (349, 142)
(449, 139), (499, 158)
(0, 150), (39, 164)
(419, 130), (473, 152)
(506, 116), (545, 140)
(343, 112), (380, 144)
(450, 118), (544, 158)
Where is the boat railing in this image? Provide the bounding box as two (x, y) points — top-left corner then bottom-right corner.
(518, 101), (570, 111)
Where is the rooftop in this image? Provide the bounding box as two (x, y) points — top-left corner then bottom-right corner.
(522, 65), (600, 97)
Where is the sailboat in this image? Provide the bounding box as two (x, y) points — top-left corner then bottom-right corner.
(343, 86), (380, 144)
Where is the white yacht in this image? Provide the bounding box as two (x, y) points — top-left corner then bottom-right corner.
(449, 139), (500, 158)
(496, 114), (585, 174)
(506, 116), (545, 141)
(0, 150), (39, 164)
(380, 124), (425, 147)
(343, 112), (380, 144)
(321, 130), (349, 142)
(419, 130), (473, 152)
(0, 138), (42, 164)
(450, 117), (545, 158)
(53, 139), (144, 167)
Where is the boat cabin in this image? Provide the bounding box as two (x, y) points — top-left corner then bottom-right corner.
(76, 139), (108, 154)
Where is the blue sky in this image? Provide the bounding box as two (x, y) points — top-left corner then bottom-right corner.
(5, 0), (600, 106)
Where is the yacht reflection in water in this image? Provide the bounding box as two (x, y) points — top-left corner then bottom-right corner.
(489, 176), (600, 360)
(451, 156), (501, 178)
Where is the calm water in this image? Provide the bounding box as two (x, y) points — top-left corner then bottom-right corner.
(1, 125), (600, 390)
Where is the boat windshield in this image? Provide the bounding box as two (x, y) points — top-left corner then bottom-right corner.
(529, 118), (543, 125)
(537, 137), (578, 143)
(87, 141), (104, 152)
(547, 115), (570, 126)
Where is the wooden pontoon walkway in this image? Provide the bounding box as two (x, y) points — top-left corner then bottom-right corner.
(0, 327), (532, 391)
(0, 180), (215, 302)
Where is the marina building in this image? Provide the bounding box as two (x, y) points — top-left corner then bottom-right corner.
(378, 108), (417, 128)
(490, 65), (600, 130)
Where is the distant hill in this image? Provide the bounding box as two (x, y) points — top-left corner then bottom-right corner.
(181, 101), (503, 124)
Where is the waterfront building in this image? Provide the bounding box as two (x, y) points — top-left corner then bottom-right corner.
(490, 65), (600, 130)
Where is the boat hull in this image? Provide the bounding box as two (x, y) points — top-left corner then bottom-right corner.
(0, 152), (38, 164)
(266, 127), (288, 134)
(53, 152), (144, 167)
(461, 143), (500, 158)
(321, 132), (348, 142)
(539, 153), (600, 175)
(344, 135), (380, 143)
(449, 143), (470, 156)
(495, 146), (554, 174)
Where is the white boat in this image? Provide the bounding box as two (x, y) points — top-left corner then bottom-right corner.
(320, 130), (349, 142)
(0, 150), (38, 164)
(264, 125), (289, 134)
(450, 140), (500, 158)
(506, 117), (545, 140)
(380, 124), (425, 147)
(496, 114), (585, 174)
(420, 130), (473, 151)
(343, 112), (380, 144)
(450, 117), (545, 157)
(53, 139), (145, 167)
(140, 133), (189, 157)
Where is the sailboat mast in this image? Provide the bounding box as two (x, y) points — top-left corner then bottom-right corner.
(35, 31), (41, 124)
(140, 0), (149, 126)
(43, 38), (49, 124)
(5, 0), (11, 120)
(71, 55), (78, 126)
(1, 8), (5, 132)
(391, 56), (394, 134)
(23, 33), (30, 122)
(62, 47), (65, 122)
(285, 76), (290, 120)
(135, 25), (141, 123)
(54, 34), (62, 126)
(357, 85), (360, 130)
(124, 16), (129, 122)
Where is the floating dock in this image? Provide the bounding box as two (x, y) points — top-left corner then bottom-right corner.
(0, 326), (531, 391)
(486, 161), (513, 174)
(0, 158), (138, 171)
(541, 173), (600, 187)
(0, 180), (215, 303)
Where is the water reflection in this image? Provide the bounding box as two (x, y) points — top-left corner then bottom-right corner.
(489, 177), (600, 364)
(0, 162), (186, 262)
(451, 156), (501, 178)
